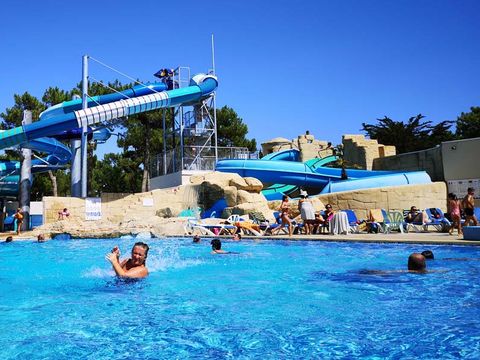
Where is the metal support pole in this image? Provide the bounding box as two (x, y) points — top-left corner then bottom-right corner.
(211, 34), (218, 164)
(70, 95), (82, 197)
(81, 55), (89, 197)
(180, 106), (184, 170)
(162, 110), (167, 175)
(19, 110), (32, 231)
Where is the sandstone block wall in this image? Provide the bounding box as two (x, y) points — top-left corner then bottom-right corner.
(261, 133), (331, 161)
(316, 182), (447, 220)
(43, 172), (274, 225)
(342, 134), (396, 170)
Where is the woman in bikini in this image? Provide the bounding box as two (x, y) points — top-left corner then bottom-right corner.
(447, 193), (462, 236)
(273, 195), (293, 236)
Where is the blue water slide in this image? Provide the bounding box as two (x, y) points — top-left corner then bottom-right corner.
(215, 153), (431, 195)
(320, 171), (431, 194)
(0, 73), (218, 196)
(262, 149), (300, 161)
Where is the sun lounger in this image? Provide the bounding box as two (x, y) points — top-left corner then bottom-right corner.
(184, 218), (237, 236)
(343, 209), (360, 233)
(382, 209), (405, 233)
(424, 208), (451, 232)
(367, 208), (384, 233)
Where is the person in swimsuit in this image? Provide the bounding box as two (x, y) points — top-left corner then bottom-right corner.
(13, 208), (23, 235)
(58, 208), (70, 220)
(273, 195), (293, 236)
(447, 193), (463, 235)
(105, 242), (149, 279)
(463, 187), (478, 226)
(405, 206), (430, 225)
(211, 239), (229, 254)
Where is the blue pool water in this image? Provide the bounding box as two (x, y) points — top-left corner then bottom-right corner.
(1, 238), (480, 359)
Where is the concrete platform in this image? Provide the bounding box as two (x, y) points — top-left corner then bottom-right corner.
(3, 229), (480, 246)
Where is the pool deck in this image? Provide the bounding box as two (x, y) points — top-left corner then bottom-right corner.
(4, 229), (478, 246)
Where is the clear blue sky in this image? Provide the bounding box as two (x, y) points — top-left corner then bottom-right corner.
(1, 0), (479, 158)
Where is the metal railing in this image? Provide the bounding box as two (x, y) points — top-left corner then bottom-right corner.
(150, 146), (258, 177)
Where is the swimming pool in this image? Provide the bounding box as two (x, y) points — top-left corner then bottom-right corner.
(1, 238), (480, 359)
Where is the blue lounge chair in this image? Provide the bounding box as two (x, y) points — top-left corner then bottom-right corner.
(425, 208), (451, 232)
(3, 215), (14, 231)
(342, 209), (360, 233)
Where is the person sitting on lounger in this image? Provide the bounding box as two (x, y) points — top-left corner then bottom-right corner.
(105, 242), (149, 279)
(234, 220), (262, 235)
(405, 206), (430, 225)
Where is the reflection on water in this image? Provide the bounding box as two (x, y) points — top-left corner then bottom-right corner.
(1, 239), (480, 359)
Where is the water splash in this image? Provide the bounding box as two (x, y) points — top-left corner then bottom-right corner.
(83, 266), (114, 278)
(148, 242), (205, 272)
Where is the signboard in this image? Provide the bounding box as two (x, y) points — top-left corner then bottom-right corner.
(143, 198), (154, 207)
(447, 179), (480, 200)
(85, 197), (102, 220)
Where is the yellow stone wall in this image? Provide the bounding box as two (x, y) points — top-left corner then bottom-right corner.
(343, 134), (396, 170)
(317, 182), (447, 220)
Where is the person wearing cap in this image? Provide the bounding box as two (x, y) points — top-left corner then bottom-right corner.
(298, 190), (315, 235)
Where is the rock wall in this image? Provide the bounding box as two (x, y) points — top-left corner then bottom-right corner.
(315, 182), (447, 220)
(342, 134), (396, 170)
(261, 133), (331, 161)
(43, 171), (276, 225)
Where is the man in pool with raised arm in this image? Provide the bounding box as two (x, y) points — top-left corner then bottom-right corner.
(105, 242), (149, 279)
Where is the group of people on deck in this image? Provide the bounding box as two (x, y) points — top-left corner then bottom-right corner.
(270, 193), (335, 236)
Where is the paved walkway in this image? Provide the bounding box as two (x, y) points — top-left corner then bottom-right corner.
(2, 230), (479, 246)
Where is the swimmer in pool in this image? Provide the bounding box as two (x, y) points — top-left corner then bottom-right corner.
(105, 242), (149, 279)
(407, 253), (427, 273)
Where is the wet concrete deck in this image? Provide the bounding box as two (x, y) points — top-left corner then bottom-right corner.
(2, 230), (479, 246)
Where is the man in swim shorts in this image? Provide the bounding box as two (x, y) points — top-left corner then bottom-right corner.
(463, 187), (478, 226)
(105, 242), (149, 278)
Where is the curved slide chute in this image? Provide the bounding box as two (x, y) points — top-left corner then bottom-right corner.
(0, 73), (218, 196)
(261, 153), (339, 199)
(216, 152), (431, 196)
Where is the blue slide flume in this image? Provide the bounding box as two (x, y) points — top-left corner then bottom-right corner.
(216, 149), (431, 196)
(0, 74), (218, 196)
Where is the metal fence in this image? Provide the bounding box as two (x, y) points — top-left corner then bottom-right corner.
(150, 146), (259, 177)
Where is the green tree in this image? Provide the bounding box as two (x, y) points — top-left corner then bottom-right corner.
(361, 114), (454, 154)
(215, 106), (257, 151)
(117, 110), (165, 192)
(456, 106), (480, 139)
(0, 92), (46, 129)
(91, 152), (141, 194)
